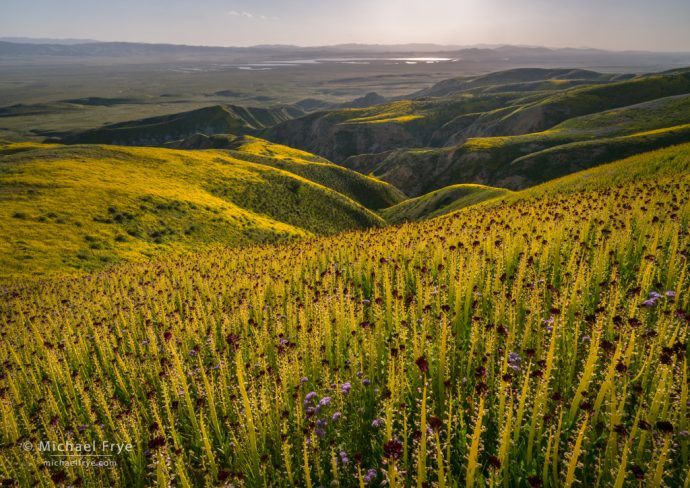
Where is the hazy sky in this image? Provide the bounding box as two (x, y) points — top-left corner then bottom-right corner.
(2, 0), (690, 51)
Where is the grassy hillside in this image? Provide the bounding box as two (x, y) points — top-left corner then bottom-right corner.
(506, 123), (690, 184)
(263, 68), (644, 162)
(264, 93), (529, 162)
(381, 184), (510, 223)
(483, 71), (690, 136)
(409, 67), (625, 98)
(553, 93), (690, 135)
(0, 142), (384, 280)
(60, 104), (304, 146)
(261, 68), (690, 197)
(2, 143), (689, 487)
(345, 96), (690, 196)
(164, 134), (407, 208)
(504, 141), (690, 200)
(48, 68), (690, 201)
(225, 136), (407, 208)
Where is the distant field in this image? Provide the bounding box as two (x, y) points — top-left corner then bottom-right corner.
(0, 61), (476, 141)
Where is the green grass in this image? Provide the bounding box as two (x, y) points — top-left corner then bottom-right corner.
(380, 184), (510, 223)
(509, 122), (690, 184)
(411, 68), (622, 98)
(494, 71), (690, 134)
(553, 93), (690, 136)
(1, 143), (689, 487)
(61, 105), (304, 146)
(265, 93), (523, 162)
(351, 111), (690, 196)
(163, 133), (407, 208)
(504, 141), (690, 201)
(264, 68), (690, 196)
(226, 136), (407, 209)
(0, 141), (384, 281)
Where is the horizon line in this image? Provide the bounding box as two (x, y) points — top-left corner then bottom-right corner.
(2, 37), (690, 55)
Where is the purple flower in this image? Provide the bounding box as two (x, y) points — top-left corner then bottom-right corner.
(319, 396), (331, 406)
(300, 376), (309, 384)
(357, 371), (364, 379)
(362, 378), (371, 386)
(316, 418), (328, 429)
(641, 291), (668, 308)
(339, 450), (349, 464)
(363, 468), (378, 484)
(679, 430), (689, 438)
(507, 351), (522, 372)
(340, 382), (352, 394)
(371, 418), (384, 428)
(332, 411), (342, 422)
(581, 335), (591, 343)
(315, 428), (326, 437)
(305, 391), (317, 402)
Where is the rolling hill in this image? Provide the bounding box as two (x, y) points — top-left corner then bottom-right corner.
(342, 89), (690, 195)
(380, 184), (510, 223)
(166, 134), (407, 209)
(407, 67), (628, 98)
(0, 141), (388, 280)
(52, 68), (690, 200)
(59, 104), (305, 146)
(6, 65), (690, 281)
(379, 140), (690, 224)
(347, 119), (690, 196)
(502, 141), (690, 200)
(262, 68), (654, 162)
(263, 94), (529, 162)
(465, 70), (690, 137)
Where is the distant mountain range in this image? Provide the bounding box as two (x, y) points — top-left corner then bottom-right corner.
(2, 39), (690, 68)
(0, 37), (103, 45)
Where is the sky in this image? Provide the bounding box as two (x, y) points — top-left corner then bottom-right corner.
(2, 0), (690, 51)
